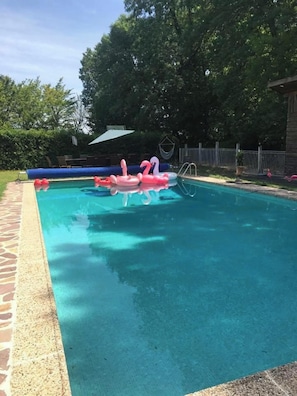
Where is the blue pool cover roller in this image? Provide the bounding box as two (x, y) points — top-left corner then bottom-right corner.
(26, 163), (170, 180)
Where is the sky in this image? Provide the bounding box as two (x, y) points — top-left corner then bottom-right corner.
(0, 0), (126, 94)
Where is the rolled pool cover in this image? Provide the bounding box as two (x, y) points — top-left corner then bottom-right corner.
(26, 163), (170, 180)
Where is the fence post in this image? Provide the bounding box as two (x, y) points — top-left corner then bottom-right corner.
(258, 145), (262, 174)
(199, 143), (202, 164)
(182, 144), (188, 162)
(215, 141), (219, 166)
(235, 143), (240, 167)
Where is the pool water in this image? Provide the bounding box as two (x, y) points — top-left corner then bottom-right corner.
(36, 179), (297, 396)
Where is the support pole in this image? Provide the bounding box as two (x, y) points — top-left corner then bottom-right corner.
(215, 141), (219, 166)
(258, 145), (262, 174)
(235, 143), (240, 167)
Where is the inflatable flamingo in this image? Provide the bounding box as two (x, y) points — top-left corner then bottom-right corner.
(94, 176), (112, 187)
(110, 159), (142, 187)
(140, 160), (169, 184)
(284, 175), (297, 182)
(150, 156), (177, 180)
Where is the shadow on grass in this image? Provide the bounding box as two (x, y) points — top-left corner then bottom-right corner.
(196, 166), (297, 192)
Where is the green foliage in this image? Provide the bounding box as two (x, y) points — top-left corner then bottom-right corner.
(0, 128), (85, 170)
(0, 76), (77, 131)
(80, 0), (296, 149)
(0, 76), (18, 127)
(0, 128), (162, 170)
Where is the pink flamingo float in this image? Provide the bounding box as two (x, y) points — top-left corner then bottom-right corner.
(284, 175), (297, 182)
(150, 156), (177, 181)
(110, 159), (142, 187)
(94, 176), (112, 187)
(140, 160), (169, 185)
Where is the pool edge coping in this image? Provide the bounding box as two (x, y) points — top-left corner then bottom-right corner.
(11, 182), (71, 396)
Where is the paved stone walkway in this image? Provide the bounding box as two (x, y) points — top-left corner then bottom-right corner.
(0, 182), (23, 396)
(0, 181), (70, 396)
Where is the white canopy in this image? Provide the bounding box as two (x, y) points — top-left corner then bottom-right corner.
(88, 129), (135, 145)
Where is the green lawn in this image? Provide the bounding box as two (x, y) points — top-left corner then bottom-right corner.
(0, 171), (27, 199)
(196, 166), (297, 191)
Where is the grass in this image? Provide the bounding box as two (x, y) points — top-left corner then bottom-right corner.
(0, 170), (27, 199)
(186, 165), (297, 192)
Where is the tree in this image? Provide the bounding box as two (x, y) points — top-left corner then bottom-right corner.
(0, 75), (18, 127)
(80, 6), (215, 140)
(201, 0), (296, 147)
(41, 79), (76, 130)
(71, 94), (90, 133)
(14, 78), (44, 129)
(0, 76), (77, 131)
(80, 0), (297, 148)
(80, 17), (138, 133)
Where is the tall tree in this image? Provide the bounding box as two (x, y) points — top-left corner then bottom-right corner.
(14, 78), (44, 129)
(71, 94), (90, 133)
(80, 0), (297, 148)
(80, 16), (138, 133)
(0, 76), (77, 131)
(201, 0), (296, 147)
(41, 79), (76, 130)
(0, 75), (18, 128)
(80, 3), (215, 140)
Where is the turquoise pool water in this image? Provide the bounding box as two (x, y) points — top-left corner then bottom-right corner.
(36, 179), (297, 396)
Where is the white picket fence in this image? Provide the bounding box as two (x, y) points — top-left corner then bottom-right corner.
(178, 143), (286, 176)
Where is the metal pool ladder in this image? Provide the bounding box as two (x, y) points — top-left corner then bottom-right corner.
(177, 162), (198, 197)
(177, 162), (197, 177)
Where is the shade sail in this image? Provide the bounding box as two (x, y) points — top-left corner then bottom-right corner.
(88, 129), (135, 145)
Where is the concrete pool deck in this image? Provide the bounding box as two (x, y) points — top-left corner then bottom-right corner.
(0, 177), (297, 395)
(0, 181), (71, 396)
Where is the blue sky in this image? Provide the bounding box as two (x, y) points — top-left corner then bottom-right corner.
(0, 0), (126, 94)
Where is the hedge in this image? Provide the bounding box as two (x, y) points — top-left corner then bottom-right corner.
(0, 128), (167, 170)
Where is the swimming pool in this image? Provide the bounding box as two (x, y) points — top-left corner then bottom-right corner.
(36, 179), (297, 396)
